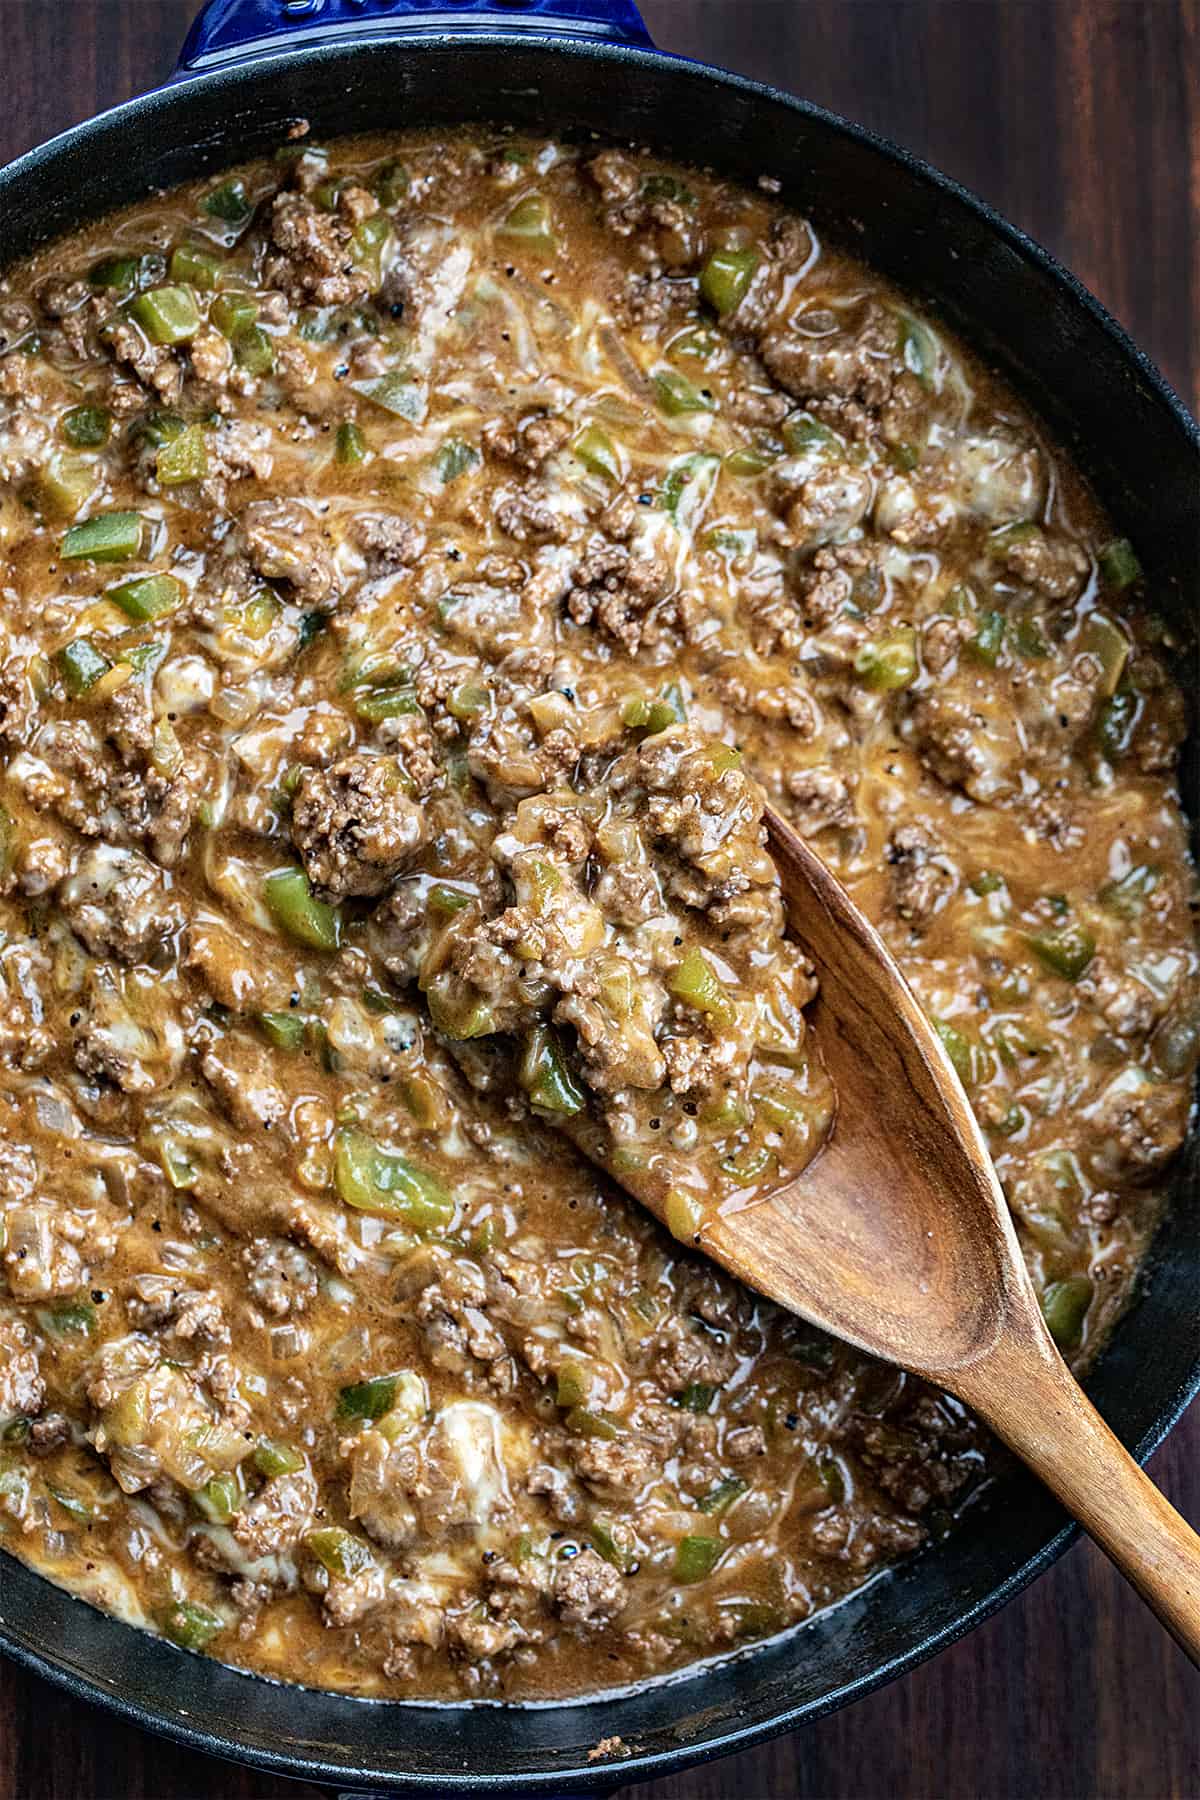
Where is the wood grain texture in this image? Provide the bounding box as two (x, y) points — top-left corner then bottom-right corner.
(1, 2), (1197, 1795)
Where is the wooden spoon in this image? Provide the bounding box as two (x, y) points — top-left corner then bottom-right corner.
(625, 804), (1200, 1661)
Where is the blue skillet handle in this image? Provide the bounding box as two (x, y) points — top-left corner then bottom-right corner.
(175, 0), (653, 72)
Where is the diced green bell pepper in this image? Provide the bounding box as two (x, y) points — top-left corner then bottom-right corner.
(967, 611), (1006, 667)
(724, 445), (776, 476)
(305, 1526), (374, 1578)
(60, 405), (112, 449)
(641, 172), (694, 204)
(351, 212), (391, 284)
(108, 573), (182, 622)
(257, 1010), (306, 1051)
(933, 1019), (976, 1086)
(436, 438), (480, 483)
(782, 412), (838, 454)
(353, 370), (425, 421)
(447, 681), (491, 721)
(333, 1127), (454, 1230)
(699, 247), (758, 317)
(565, 1406), (622, 1440)
(36, 1299), (97, 1337)
(665, 1187), (703, 1247)
(55, 638), (112, 696)
(61, 510), (143, 562)
(193, 1470), (243, 1524)
(337, 1374), (398, 1422)
(39, 453), (96, 519)
(854, 628), (918, 690)
(232, 323), (275, 375)
(719, 1146), (772, 1183)
(698, 1477), (748, 1515)
(263, 866), (342, 951)
(572, 424), (621, 481)
(669, 948), (736, 1025)
(1026, 923), (1095, 982)
(1098, 864), (1159, 919)
(1040, 1276), (1093, 1349)
(555, 1363), (590, 1409)
(425, 977), (495, 1040)
(131, 285), (202, 346)
(1081, 610), (1130, 697)
(354, 682), (422, 723)
(89, 254), (143, 291)
(158, 1599), (225, 1650)
(427, 884), (473, 918)
(674, 1534), (721, 1583)
(253, 1438), (305, 1478)
(970, 870), (1006, 897)
(47, 1483), (95, 1522)
(202, 179), (251, 225)
(497, 193), (555, 246)
(659, 453), (719, 523)
(211, 292), (259, 338)
(373, 161), (409, 206)
(168, 244), (223, 291)
(622, 680), (687, 734)
(519, 1026), (586, 1117)
(335, 421), (367, 465)
(589, 1518), (636, 1571)
(653, 369), (716, 416)
(157, 423), (208, 486)
(1097, 537), (1141, 591)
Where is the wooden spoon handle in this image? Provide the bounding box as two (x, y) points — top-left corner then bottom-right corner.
(954, 1329), (1200, 1664)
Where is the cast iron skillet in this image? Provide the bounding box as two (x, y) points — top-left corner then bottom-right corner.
(0, 2), (1197, 1790)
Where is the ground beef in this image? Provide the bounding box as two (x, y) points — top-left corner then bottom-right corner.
(103, 317), (184, 403)
(1078, 959), (1163, 1040)
(57, 845), (184, 964)
(553, 1548), (626, 1627)
(565, 542), (674, 653)
(482, 412), (569, 472)
(784, 765), (854, 836)
(125, 1275), (228, 1345)
(199, 1033), (290, 1135)
(239, 498), (341, 607)
(240, 1238), (318, 1317)
(291, 754), (427, 900)
(352, 513), (426, 571)
(773, 460), (874, 546)
(1084, 1072), (1191, 1183)
(495, 487), (568, 544)
(786, 542), (882, 627)
(569, 1432), (661, 1497)
(72, 966), (183, 1095)
(263, 191), (372, 307)
(885, 823), (956, 928)
(233, 1467), (318, 1559)
(996, 527), (1089, 600)
(409, 1251), (509, 1379)
(759, 299), (904, 410)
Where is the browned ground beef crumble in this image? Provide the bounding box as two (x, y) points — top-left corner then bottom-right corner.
(0, 129), (1194, 1701)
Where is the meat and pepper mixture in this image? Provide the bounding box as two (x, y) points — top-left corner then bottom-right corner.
(0, 129), (1194, 1701)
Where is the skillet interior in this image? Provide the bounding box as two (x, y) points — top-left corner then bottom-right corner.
(0, 31), (1196, 1793)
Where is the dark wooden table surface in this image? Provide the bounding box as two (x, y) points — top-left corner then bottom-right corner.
(1, 2), (1197, 1796)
